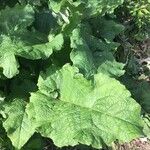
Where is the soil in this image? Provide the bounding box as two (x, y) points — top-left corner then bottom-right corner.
(114, 138), (150, 150)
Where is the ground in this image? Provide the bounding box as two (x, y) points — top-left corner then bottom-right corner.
(114, 138), (150, 150)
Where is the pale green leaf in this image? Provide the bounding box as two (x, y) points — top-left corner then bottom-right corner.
(0, 32), (63, 78)
(48, 33), (64, 51)
(0, 35), (19, 78)
(27, 64), (143, 149)
(143, 115), (150, 139)
(2, 99), (35, 150)
(1, 52), (19, 79)
(49, 0), (66, 13)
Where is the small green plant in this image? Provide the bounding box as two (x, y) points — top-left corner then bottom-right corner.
(125, 0), (150, 40)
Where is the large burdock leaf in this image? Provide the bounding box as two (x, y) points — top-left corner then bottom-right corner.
(27, 64), (143, 149)
(2, 99), (35, 150)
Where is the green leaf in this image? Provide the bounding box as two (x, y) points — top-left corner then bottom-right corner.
(121, 76), (150, 113)
(0, 52), (19, 79)
(19, 0), (43, 5)
(17, 32), (64, 60)
(134, 81), (150, 113)
(2, 99), (35, 150)
(27, 64), (143, 149)
(9, 77), (37, 98)
(96, 18), (125, 41)
(0, 31), (63, 78)
(70, 24), (125, 77)
(96, 51), (125, 77)
(34, 10), (58, 34)
(70, 27), (96, 77)
(0, 35), (19, 78)
(48, 33), (64, 52)
(0, 3), (64, 78)
(70, 0), (124, 17)
(143, 115), (150, 139)
(0, 121), (13, 150)
(49, 0), (66, 13)
(49, 0), (124, 20)
(22, 134), (44, 150)
(0, 4), (34, 34)
(89, 17), (125, 41)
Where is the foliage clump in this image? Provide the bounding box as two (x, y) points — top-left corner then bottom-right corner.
(0, 0), (150, 150)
